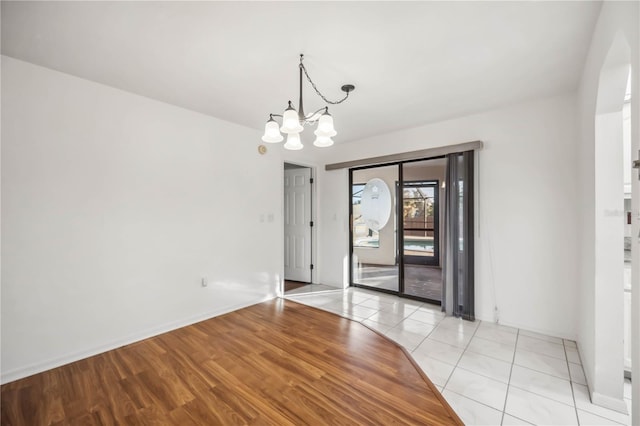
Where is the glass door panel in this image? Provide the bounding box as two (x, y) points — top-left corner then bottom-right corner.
(403, 183), (438, 265)
(351, 165), (399, 293)
(401, 159), (445, 302)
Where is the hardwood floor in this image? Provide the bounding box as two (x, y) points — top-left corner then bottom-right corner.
(1, 299), (462, 425)
(283, 280), (308, 292)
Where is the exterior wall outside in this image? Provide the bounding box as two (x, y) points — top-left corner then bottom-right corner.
(352, 166), (398, 266)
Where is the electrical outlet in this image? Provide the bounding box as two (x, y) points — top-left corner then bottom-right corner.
(201, 277), (208, 287)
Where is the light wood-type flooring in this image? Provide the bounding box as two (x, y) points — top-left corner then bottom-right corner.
(1, 299), (462, 425)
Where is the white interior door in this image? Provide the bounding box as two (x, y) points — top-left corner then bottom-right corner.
(284, 167), (312, 282)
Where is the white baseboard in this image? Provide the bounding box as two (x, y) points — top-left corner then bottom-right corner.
(474, 313), (577, 342)
(591, 391), (629, 414)
(1, 295), (274, 384)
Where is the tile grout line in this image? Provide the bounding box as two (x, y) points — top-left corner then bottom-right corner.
(462, 335), (521, 365)
(453, 363), (510, 386)
(569, 345), (634, 423)
(379, 304), (443, 352)
(441, 318), (482, 390)
(500, 328), (520, 425)
(305, 292), (446, 348)
(323, 291), (584, 424)
(518, 330), (565, 345)
(351, 291), (437, 344)
(443, 387), (518, 419)
(310, 290), (595, 425)
(372, 298), (442, 341)
(331, 292), (534, 422)
(443, 386), (534, 426)
(502, 357), (572, 382)
(564, 339), (582, 425)
(407, 311), (444, 352)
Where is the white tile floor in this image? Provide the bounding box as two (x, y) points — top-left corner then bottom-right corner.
(285, 287), (633, 426)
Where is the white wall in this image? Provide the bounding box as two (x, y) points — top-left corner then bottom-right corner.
(1, 56), (282, 383)
(317, 94), (580, 338)
(576, 1), (639, 417)
(280, 149), (333, 288)
(317, 167), (350, 288)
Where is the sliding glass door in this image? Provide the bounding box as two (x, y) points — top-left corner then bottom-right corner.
(348, 150), (475, 315)
(400, 158), (446, 302)
(350, 158), (446, 304)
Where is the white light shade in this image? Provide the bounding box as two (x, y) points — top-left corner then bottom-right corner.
(280, 107), (303, 134)
(314, 112), (337, 137)
(261, 119), (284, 143)
(313, 135), (334, 148)
(284, 132), (303, 150)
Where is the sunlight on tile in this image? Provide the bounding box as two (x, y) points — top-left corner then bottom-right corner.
(442, 389), (503, 425)
(284, 287), (629, 426)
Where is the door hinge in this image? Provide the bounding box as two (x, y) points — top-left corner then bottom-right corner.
(310, 221), (314, 227)
(310, 264), (314, 270)
(310, 178), (314, 184)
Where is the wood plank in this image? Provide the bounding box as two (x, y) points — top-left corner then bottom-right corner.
(2, 299), (462, 425)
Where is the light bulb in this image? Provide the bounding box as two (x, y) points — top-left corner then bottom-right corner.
(314, 111), (337, 137)
(313, 135), (334, 148)
(261, 118), (283, 143)
(284, 133), (303, 150)
(280, 103), (303, 134)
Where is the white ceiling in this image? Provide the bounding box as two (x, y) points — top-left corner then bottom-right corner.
(1, 1), (601, 144)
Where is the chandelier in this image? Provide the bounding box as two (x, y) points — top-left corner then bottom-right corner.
(261, 54), (355, 150)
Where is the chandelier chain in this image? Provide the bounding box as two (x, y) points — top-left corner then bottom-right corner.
(300, 62), (350, 105)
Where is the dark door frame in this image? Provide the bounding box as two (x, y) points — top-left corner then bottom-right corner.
(402, 179), (440, 267)
(349, 158), (445, 305)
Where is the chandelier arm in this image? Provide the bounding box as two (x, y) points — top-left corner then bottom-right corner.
(298, 58), (305, 119)
(303, 106), (329, 123)
(300, 61), (350, 105)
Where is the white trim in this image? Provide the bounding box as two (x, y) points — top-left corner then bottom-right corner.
(282, 161), (318, 288)
(0, 296), (274, 384)
(474, 313), (578, 342)
(591, 391), (629, 414)
(325, 140), (483, 170)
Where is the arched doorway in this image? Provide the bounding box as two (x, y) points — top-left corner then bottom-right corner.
(590, 31), (631, 413)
